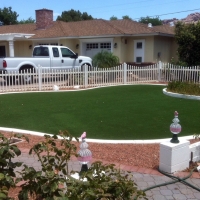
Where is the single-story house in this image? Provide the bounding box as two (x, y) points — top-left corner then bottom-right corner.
(0, 8), (177, 64)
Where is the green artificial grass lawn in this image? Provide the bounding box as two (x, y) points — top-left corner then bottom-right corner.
(0, 85), (199, 140)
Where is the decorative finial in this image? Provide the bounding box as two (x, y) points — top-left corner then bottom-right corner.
(80, 132), (86, 140)
(170, 111), (181, 143)
(174, 111), (178, 116)
(78, 132), (92, 173)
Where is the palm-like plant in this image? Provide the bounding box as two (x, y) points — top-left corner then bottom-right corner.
(92, 51), (120, 68)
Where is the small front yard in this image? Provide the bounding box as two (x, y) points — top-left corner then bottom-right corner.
(0, 85), (199, 140)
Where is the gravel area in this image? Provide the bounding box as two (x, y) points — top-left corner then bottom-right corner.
(3, 132), (160, 169)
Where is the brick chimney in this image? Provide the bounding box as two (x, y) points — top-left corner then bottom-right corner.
(35, 9), (53, 29)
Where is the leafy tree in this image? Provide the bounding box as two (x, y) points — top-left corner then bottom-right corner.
(18, 17), (35, 24)
(0, 7), (18, 25)
(110, 15), (118, 20)
(174, 21), (200, 66)
(92, 51), (120, 68)
(138, 16), (162, 26)
(57, 9), (93, 22)
(122, 15), (132, 20)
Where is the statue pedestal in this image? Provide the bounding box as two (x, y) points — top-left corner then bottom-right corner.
(159, 140), (189, 173)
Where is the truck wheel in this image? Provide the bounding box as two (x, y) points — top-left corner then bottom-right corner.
(19, 68), (34, 84)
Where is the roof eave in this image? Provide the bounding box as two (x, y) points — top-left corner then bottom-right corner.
(28, 32), (174, 40)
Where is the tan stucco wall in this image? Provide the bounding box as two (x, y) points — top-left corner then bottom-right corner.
(14, 41), (33, 57)
(153, 36), (176, 63)
(121, 36), (155, 63)
(105, 36), (157, 63)
(60, 39), (79, 54)
(120, 36), (177, 63)
(113, 37), (123, 63)
(0, 36), (177, 63)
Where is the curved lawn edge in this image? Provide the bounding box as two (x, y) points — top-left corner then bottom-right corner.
(163, 88), (200, 100)
(0, 83), (167, 96)
(0, 126), (193, 144)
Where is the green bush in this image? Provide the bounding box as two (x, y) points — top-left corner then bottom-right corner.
(18, 130), (78, 200)
(0, 131), (146, 199)
(170, 57), (187, 67)
(0, 133), (29, 199)
(66, 161), (146, 199)
(92, 51), (120, 68)
(167, 81), (200, 95)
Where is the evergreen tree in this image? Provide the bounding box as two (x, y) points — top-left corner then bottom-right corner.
(57, 9), (93, 22)
(138, 16), (162, 26)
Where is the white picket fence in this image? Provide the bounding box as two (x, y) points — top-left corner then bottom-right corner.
(0, 62), (199, 93)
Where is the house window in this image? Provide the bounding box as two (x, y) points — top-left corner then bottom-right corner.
(136, 42), (142, 49)
(100, 43), (111, 49)
(86, 43), (98, 49)
(136, 57), (142, 63)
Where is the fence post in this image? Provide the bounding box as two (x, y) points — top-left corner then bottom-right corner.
(38, 64), (42, 91)
(123, 63), (127, 84)
(158, 61), (162, 82)
(84, 64), (88, 88)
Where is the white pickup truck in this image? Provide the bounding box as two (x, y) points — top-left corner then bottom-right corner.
(0, 45), (92, 84)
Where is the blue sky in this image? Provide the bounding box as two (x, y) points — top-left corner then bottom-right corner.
(1, 0), (200, 21)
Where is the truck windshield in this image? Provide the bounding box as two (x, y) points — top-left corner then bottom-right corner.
(33, 47), (49, 56)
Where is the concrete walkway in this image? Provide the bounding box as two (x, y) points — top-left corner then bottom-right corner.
(12, 148), (200, 200)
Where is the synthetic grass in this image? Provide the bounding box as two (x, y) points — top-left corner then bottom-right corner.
(0, 85), (199, 140)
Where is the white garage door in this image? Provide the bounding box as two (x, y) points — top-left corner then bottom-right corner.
(85, 42), (111, 58)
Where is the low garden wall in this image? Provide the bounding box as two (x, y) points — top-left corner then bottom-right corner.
(189, 142), (200, 162)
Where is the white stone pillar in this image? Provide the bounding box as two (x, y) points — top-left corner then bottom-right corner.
(159, 140), (190, 173)
(8, 40), (15, 57)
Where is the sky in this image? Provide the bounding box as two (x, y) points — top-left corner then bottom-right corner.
(1, 0), (200, 21)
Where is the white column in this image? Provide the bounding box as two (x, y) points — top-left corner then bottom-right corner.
(8, 40), (15, 57)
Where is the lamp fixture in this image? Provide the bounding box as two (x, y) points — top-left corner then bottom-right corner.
(76, 44), (79, 49)
(114, 43), (117, 48)
(29, 45), (32, 49)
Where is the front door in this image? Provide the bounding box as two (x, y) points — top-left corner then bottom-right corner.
(134, 40), (145, 63)
(0, 46), (6, 57)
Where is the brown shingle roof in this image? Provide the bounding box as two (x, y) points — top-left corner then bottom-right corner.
(107, 20), (154, 34)
(0, 19), (175, 39)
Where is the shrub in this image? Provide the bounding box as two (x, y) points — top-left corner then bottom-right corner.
(66, 161), (146, 199)
(167, 81), (200, 95)
(0, 133), (29, 199)
(17, 130), (78, 200)
(0, 131), (146, 199)
(92, 51), (120, 68)
(17, 131), (145, 199)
